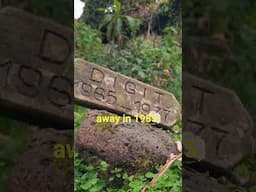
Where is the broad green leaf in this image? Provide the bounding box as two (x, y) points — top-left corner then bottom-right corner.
(138, 70), (146, 79)
(125, 16), (137, 35)
(145, 172), (155, 179)
(107, 22), (113, 41)
(114, 0), (121, 15)
(100, 161), (109, 171)
(114, 18), (122, 37)
(99, 14), (113, 30)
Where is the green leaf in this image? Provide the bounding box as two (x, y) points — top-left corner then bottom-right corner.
(99, 14), (113, 30)
(138, 70), (146, 79)
(85, 165), (95, 171)
(125, 16), (137, 36)
(114, 18), (122, 37)
(80, 179), (94, 190)
(145, 172), (155, 179)
(114, 0), (121, 15)
(107, 22), (113, 41)
(89, 180), (105, 192)
(100, 161), (109, 171)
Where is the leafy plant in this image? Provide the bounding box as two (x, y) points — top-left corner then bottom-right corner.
(75, 153), (106, 192)
(74, 105), (87, 137)
(99, 0), (141, 44)
(75, 21), (104, 63)
(74, 153), (181, 192)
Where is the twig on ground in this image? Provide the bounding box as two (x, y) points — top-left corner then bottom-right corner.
(141, 152), (182, 192)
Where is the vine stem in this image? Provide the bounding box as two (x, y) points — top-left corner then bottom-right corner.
(141, 152), (182, 192)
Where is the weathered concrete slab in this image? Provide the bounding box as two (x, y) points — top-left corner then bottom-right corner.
(183, 73), (254, 169)
(76, 110), (178, 168)
(0, 7), (73, 128)
(74, 59), (181, 128)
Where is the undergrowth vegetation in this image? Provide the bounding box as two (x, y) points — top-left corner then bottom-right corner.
(75, 152), (181, 192)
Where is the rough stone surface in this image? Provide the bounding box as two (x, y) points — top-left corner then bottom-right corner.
(183, 167), (231, 192)
(8, 128), (73, 192)
(74, 59), (181, 128)
(76, 110), (178, 168)
(183, 73), (254, 169)
(0, 7), (73, 128)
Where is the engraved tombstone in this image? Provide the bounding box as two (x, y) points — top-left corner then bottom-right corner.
(183, 73), (254, 169)
(0, 7), (73, 128)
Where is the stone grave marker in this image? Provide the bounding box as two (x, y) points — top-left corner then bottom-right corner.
(74, 58), (181, 128)
(0, 7), (73, 128)
(183, 73), (254, 169)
